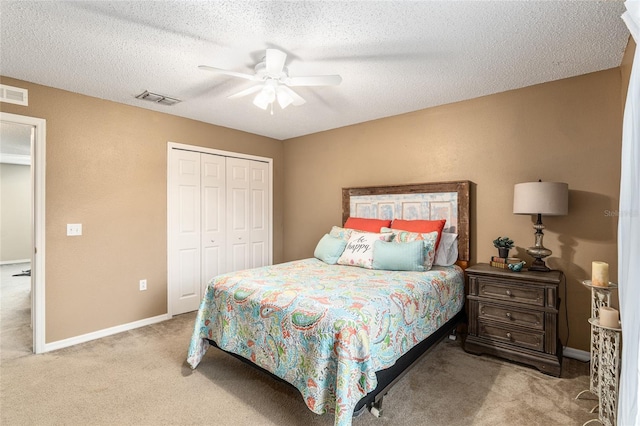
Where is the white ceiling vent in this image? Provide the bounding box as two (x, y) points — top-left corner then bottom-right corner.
(135, 90), (181, 106)
(0, 84), (28, 106)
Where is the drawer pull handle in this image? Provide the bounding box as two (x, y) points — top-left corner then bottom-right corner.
(505, 290), (512, 296)
(505, 312), (512, 319)
(506, 332), (513, 340)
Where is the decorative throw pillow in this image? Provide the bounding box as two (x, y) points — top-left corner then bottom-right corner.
(434, 232), (459, 266)
(344, 217), (392, 233)
(372, 240), (425, 271)
(393, 230), (438, 270)
(391, 219), (447, 249)
(337, 231), (393, 269)
(380, 226), (396, 236)
(314, 234), (348, 265)
(329, 225), (353, 241)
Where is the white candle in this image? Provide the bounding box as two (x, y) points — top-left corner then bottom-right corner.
(592, 261), (609, 287)
(599, 306), (619, 328)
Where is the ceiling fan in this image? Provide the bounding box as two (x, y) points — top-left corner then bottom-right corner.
(199, 48), (342, 114)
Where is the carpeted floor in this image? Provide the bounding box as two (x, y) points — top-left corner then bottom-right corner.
(1, 265), (599, 425)
(1, 262), (32, 359)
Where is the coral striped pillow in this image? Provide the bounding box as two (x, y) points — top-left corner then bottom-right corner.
(344, 217), (392, 233)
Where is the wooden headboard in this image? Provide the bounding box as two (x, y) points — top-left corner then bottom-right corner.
(342, 181), (471, 268)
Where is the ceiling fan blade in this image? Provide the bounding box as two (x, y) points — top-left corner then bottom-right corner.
(266, 49), (287, 75)
(228, 85), (264, 99)
(284, 75), (342, 87)
(278, 85), (306, 106)
(198, 65), (257, 81)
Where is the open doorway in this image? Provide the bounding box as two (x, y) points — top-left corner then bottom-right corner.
(0, 112), (46, 354)
(1, 120), (33, 357)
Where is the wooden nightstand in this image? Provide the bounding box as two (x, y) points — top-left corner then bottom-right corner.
(464, 263), (563, 376)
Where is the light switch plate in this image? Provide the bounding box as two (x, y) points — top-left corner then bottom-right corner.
(67, 224), (82, 236)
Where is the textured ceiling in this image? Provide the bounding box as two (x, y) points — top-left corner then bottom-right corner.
(0, 1), (630, 140)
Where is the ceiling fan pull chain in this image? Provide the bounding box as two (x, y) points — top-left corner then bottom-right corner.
(270, 102), (274, 116)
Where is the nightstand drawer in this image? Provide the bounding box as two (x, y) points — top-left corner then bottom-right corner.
(465, 264), (563, 376)
(478, 321), (544, 352)
(478, 280), (544, 306)
(478, 302), (544, 330)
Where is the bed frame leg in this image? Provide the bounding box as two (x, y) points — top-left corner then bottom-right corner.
(369, 398), (384, 418)
(449, 328), (457, 341)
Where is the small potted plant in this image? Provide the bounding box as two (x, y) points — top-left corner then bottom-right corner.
(493, 236), (514, 258)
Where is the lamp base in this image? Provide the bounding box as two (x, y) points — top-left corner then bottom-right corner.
(526, 215), (553, 272)
(527, 257), (551, 272)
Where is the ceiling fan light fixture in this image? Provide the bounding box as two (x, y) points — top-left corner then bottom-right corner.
(200, 48), (341, 113)
(253, 85), (275, 110)
(252, 93), (269, 110)
(276, 87), (294, 109)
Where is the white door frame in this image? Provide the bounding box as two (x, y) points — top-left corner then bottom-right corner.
(1, 112), (46, 354)
(167, 141), (273, 317)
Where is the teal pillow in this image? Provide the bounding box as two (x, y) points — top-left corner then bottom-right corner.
(372, 240), (425, 271)
(314, 234), (348, 264)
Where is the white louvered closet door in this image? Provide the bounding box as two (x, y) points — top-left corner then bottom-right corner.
(248, 160), (269, 268)
(169, 149), (202, 315)
(201, 153), (226, 287)
(226, 157), (270, 272)
(169, 147), (271, 315)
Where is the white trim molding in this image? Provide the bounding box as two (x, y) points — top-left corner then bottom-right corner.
(0, 153), (31, 165)
(43, 314), (170, 353)
(1, 112), (46, 354)
(0, 259), (31, 265)
(563, 346), (591, 362)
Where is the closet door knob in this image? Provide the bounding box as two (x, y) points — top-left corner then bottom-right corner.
(505, 290), (512, 296)
(505, 312), (512, 319)
(506, 332), (513, 340)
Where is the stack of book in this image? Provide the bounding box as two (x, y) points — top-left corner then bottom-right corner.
(489, 256), (523, 269)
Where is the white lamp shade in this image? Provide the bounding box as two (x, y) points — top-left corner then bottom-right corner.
(253, 84), (277, 110)
(253, 88), (271, 110)
(276, 87), (294, 109)
(513, 182), (568, 216)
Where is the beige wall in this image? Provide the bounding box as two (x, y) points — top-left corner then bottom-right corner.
(0, 76), (284, 343)
(1, 40), (633, 350)
(0, 163), (32, 262)
(283, 68), (624, 352)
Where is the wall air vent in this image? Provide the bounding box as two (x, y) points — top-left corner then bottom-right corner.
(135, 90), (181, 106)
(0, 84), (28, 106)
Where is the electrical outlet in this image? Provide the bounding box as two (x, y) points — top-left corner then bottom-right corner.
(139, 279), (147, 291)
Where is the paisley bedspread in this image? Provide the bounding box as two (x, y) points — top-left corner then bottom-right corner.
(187, 258), (464, 426)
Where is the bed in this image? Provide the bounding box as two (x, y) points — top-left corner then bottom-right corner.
(187, 181), (471, 426)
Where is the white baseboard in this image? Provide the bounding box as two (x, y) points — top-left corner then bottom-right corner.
(0, 259), (30, 265)
(43, 313), (171, 353)
(563, 346), (591, 362)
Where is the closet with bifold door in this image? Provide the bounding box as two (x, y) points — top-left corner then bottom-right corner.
(168, 145), (271, 315)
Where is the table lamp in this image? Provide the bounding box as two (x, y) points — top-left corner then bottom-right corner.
(513, 181), (568, 272)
